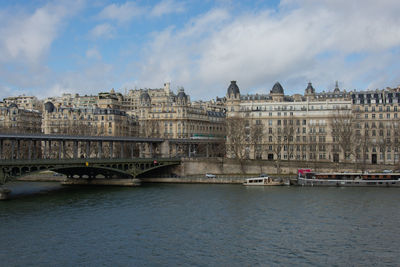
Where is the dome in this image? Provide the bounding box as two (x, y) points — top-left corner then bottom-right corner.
(177, 88), (188, 101)
(271, 82), (284, 94)
(140, 91), (151, 103)
(44, 102), (55, 113)
(305, 82), (315, 94)
(227, 81), (240, 96)
(8, 103), (18, 109)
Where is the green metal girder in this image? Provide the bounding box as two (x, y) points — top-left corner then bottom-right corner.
(0, 158), (181, 185)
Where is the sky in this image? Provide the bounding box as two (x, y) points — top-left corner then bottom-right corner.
(0, 0), (400, 101)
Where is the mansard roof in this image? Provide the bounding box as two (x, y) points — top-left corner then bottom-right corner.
(227, 81), (240, 95)
(271, 82), (284, 94)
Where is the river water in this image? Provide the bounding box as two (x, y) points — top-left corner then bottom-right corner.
(1, 182), (399, 266)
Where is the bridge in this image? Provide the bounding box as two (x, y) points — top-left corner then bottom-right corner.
(0, 133), (224, 160)
(0, 133), (224, 197)
(0, 157), (181, 184)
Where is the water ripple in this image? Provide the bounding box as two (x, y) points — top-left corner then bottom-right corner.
(1, 183), (400, 266)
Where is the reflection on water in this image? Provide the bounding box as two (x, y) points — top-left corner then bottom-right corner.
(1, 182), (400, 266)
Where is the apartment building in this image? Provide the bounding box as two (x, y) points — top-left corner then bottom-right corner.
(138, 87), (225, 139)
(225, 81), (352, 162)
(0, 103), (42, 134)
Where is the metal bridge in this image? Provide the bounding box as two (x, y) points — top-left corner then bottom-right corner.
(0, 133), (224, 189)
(0, 157), (181, 185)
(0, 133), (224, 160)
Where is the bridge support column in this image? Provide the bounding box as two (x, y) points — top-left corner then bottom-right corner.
(33, 140), (37, 159)
(58, 140), (62, 159)
(16, 140), (20, 160)
(43, 140), (47, 159)
(161, 140), (170, 158)
(62, 141), (66, 159)
(120, 142), (124, 158)
(98, 141), (103, 159)
(73, 141), (78, 159)
(139, 143), (143, 158)
(28, 140), (32, 160)
(149, 143), (153, 158)
(48, 140), (52, 159)
(86, 141), (91, 158)
(11, 140), (15, 159)
(130, 143), (134, 159)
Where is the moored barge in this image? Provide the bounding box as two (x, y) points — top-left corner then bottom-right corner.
(297, 170), (400, 187)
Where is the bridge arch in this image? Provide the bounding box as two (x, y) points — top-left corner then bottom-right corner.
(0, 158), (181, 185)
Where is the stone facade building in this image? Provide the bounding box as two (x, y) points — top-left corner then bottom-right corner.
(138, 87), (225, 139)
(42, 101), (138, 137)
(0, 103), (42, 134)
(3, 95), (42, 111)
(3, 80), (400, 167)
(225, 81), (353, 164)
(351, 87), (400, 166)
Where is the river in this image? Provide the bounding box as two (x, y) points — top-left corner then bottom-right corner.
(1, 182), (399, 266)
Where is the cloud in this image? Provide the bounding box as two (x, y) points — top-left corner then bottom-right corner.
(48, 63), (115, 97)
(86, 47), (102, 60)
(134, 0), (400, 99)
(150, 0), (185, 17)
(97, 0), (186, 24)
(89, 23), (115, 39)
(98, 2), (144, 24)
(0, 2), (79, 64)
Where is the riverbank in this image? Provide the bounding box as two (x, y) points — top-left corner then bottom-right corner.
(143, 177), (245, 184)
(16, 171), (294, 185)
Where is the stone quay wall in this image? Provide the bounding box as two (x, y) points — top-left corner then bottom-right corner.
(169, 157), (398, 177)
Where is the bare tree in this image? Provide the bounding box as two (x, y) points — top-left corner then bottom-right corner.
(330, 110), (357, 163)
(392, 119), (400, 167)
(226, 116), (247, 173)
(354, 127), (370, 172)
(269, 125), (284, 174)
(250, 121), (264, 159)
(282, 119), (297, 170)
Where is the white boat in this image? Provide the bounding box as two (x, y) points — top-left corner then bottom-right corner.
(243, 177), (284, 186)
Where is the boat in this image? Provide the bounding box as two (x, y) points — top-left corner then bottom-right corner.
(243, 176), (284, 186)
(297, 169), (400, 187)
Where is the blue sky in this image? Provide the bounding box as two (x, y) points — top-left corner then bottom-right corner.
(0, 0), (400, 100)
